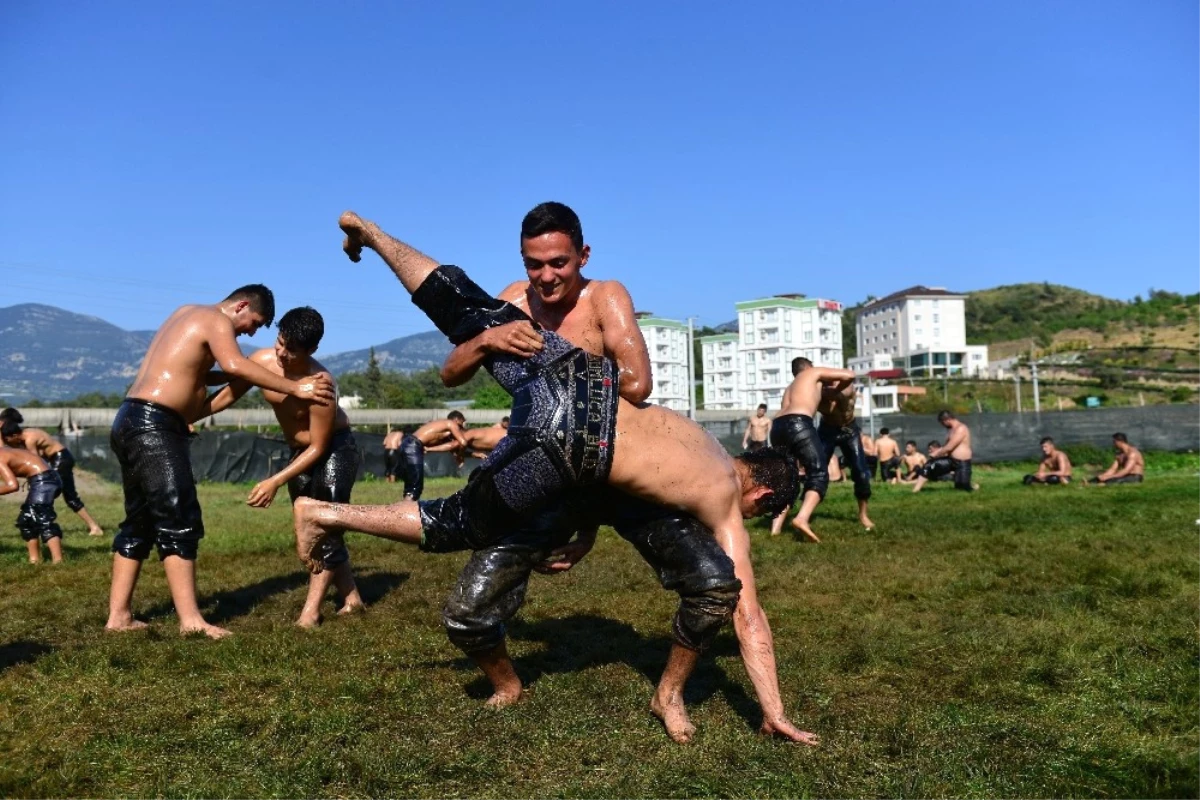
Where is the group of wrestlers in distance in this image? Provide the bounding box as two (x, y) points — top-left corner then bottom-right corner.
(90, 200), (1151, 746)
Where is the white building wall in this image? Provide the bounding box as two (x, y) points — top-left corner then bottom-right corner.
(737, 299), (843, 410)
(701, 335), (744, 409)
(638, 320), (691, 412)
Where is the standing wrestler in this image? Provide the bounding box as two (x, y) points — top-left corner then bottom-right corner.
(860, 429), (878, 479)
(875, 427), (902, 483)
(295, 205), (814, 742)
(0, 440), (64, 563)
(1087, 432), (1145, 485)
(1024, 437), (1073, 485)
(106, 285), (335, 639)
(912, 411), (976, 493)
(198, 307), (365, 627)
(395, 412), (469, 499)
(742, 404), (771, 451)
(816, 377), (875, 530)
(382, 429), (403, 483)
(768, 358), (857, 541)
(0, 416), (103, 536)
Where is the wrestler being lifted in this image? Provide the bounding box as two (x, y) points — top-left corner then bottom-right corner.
(815, 373), (875, 531)
(293, 204), (816, 743)
(769, 358), (857, 541)
(199, 306), (365, 628)
(106, 285), (335, 639)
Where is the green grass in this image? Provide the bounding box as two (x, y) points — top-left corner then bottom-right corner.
(0, 460), (1197, 798)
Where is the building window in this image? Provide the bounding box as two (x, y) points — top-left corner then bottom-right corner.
(933, 328), (940, 337)
(803, 330), (812, 343)
(933, 313), (939, 323)
(914, 314), (921, 321)
(745, 333), (754, 344)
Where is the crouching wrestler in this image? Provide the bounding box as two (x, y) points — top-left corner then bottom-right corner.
(0, 443), (65, 563)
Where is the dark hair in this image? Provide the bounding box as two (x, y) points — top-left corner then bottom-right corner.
(225, 284), (276, 327)
(879, 427), (890, 435)
(905, 440), (917, 448)
(937, 410), (955, 423)
(757, 403), (767, 411)
(1, 420), (21, 439)
(500, 416), (510, 424)
(447, 411), (466, 424)
(0, 408), (22, 424)
(1112, 432), (1127, 443)
(792, 357), (813, 376)
(928, 441), (941, 449)
(277, 306), (324, 352)
(521, 202), (584, 252)
(1039, 437), (1054, 446)
(736, 447), (800, 518)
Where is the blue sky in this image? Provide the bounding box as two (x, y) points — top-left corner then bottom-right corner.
(1, 0), (1196, 356)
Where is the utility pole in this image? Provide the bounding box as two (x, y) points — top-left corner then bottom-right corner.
(1031, 362), (1041, 415)
(686, 317), (697, 419)
(867, 374), (876, 437)
(1014, 372), (1022, 414)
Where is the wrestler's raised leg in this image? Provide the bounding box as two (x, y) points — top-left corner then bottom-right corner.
(475, 643), (525, 707)
(650, 645), (700, 743)
(106, 554), (149, 631)
(339, 212), (440, 293)
(293, 496), (423, 573)
(162, 556), (231, 639)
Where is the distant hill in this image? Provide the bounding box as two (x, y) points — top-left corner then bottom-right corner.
(320, 331), (453, 376)
(0, 303), (453, 404)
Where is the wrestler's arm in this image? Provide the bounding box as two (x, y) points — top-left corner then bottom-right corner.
(1112, 452), (1139, 478)
(206, 316), (334, 404)
(440, 282), (542, 387)
(0, 460), (17, 495)
(534, 526), (599, 574)
(742, 418), (752, 449)
(197, 350), (268, 418)
(248, 379), (336, 508)
(593, 281), (652, 404)
(1097, 457), (1120, 480)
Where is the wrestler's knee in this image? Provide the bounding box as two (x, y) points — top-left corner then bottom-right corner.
(112, 530), (154, 561)
(39, 525), (63, 544)
(674, 576), (742, 652)
(442, 593), (507, 655)
(853, 474), (872, 500)
(806, 471), (829, 500)
(1023, 474), (1037, 485)
(155, 527), (203, 561)
(321, 535), (350, 569)
(65, 497), (85, 512)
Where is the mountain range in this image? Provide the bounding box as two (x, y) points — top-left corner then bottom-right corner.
(0, 303), (453, 403)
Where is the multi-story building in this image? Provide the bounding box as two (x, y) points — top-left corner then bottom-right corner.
(849, 286), (988, 377)
(701, 295), (845, 410)
(636, 315), (691, 413)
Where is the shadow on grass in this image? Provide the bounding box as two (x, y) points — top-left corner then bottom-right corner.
(0, 640), (53, 671)
(454, 613), (763, 733)
(350, 569), (410, 605)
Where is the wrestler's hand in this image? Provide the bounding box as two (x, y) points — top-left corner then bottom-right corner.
(481, 321), (543, 358)
(534, 530), (597, 574)
(247, 480), (280, 508)
(292, 374), (336, 406)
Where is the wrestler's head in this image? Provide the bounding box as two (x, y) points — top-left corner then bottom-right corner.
(791, 357), (813, 376)
(0, 408), (22, 425)
(500, 416), (510, 429)
(905, 440), (917, 454)
(927, 441), (940, 454)
(1040, 437), (1055, 456)
(276, 307), (324, 368)
(937, 410), (955, 428)
(224, 284), (276, 336)
(734, 447), (801, 518)
(1112, 432), (1129, 452)
(1, 420), (21, 447)
(520, 201), (591, 307)
(448, 411), (466, 425)
(879, 427), (890, 436)
(756, 404), (767, 417)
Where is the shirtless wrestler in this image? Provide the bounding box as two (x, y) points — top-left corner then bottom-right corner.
(1024, 437), (1073, 485)
(816, 377), (874, 530)
(900, 441), (926, 482)
(860, 429), (878, 479)
(912, 410), (976, 493)
(383, 429), (404, 482)
(394, 413), (469, 499)
(293, 204), (815, 742)
(106, 285), (335, 639)
(767, 358), (857, 541)
(1088, 433), (1145, 485)
(742, 404), (771, 451)
(0, 440), (64, 563)
(875, 428), (902, 483)
(440, 450), (813, 745)
(199, 307), (365, 627)
(0, 413), (103, 535)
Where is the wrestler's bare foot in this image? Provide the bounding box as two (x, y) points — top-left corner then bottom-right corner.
(337, 600), (366, 616)
(792, 519), (821, 543)
(485, 688), (526, 708)
(293, 497), (330, 574)
(105, 615), (148, 632)
(181, 621), (233, 640)
(339, 211), (370, 262)
(860, 515), (875, 531)
(761, 717), (820, 746)
(88, 526), (105, 537)
(650, 693), (697, 743)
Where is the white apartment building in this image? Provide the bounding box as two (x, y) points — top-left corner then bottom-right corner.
(849, 286), (988, 377)
(701, 295), (845, 410)
(636, 316), (691, 413)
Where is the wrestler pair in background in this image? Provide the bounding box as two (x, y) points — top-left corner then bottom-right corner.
(292, 205), (817, 744)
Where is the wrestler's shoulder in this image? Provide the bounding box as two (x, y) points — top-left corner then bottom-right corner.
(584, 278), (634, 303)
(498, 281), (529, 304)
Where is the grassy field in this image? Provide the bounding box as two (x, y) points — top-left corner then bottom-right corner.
(0, 458), (1196, 798)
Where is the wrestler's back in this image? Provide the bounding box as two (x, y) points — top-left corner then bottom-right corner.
(127, 306), (216, 419)
(0, 446), (50, 478)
